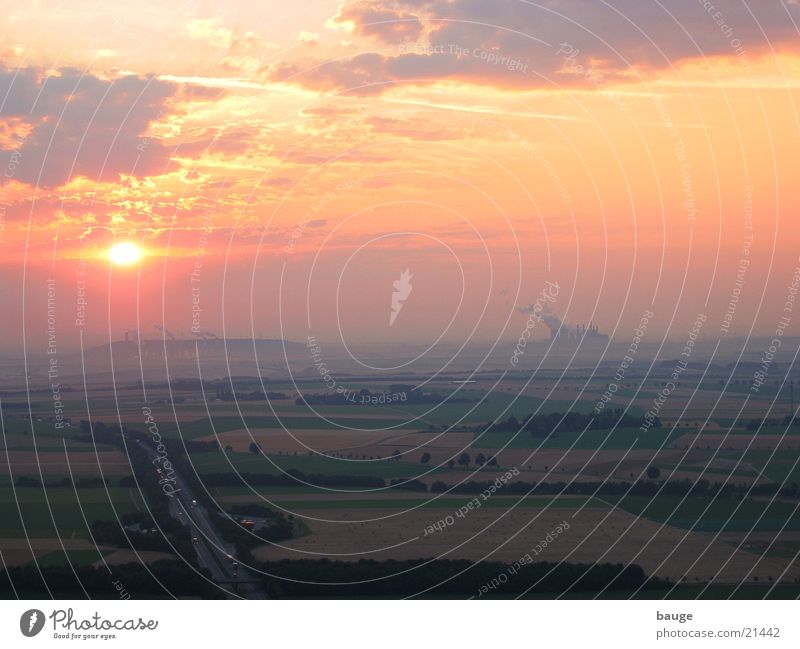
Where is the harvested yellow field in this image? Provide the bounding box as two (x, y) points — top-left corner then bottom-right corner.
(254, 505), (800, 583)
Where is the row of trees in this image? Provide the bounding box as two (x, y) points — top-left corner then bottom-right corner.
(256, 558), (666, 598)
(202, 469), (385, 489)
(746, 414), (799, 431)
(489, 408), (659, 436)
(0, 561), (221, 599)
(419, 451), (498, 468)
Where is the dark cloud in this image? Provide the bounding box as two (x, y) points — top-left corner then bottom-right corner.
(270, 48), (541, 96)
(270, 0), (800, 95)
(422, 0), (800, 69)
(271, 53), (392, 96)
(0, 66), (179, 187)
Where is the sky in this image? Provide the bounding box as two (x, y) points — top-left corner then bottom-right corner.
(0, 0), (799, 351)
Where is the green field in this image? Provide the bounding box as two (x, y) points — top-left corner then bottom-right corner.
(0, 487), (145, 538)
(158, 414), (422, 440)
(189, 450), (435, 478)
(719, 449), (800, 485)
(1, 435), (117, 452)
(611, 495), (800, 532)
(148, 390), (585, 435)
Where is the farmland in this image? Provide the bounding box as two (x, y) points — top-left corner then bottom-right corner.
(2, 353), (800, 598)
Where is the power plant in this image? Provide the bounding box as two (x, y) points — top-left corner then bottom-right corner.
(518, 304), (610, 345)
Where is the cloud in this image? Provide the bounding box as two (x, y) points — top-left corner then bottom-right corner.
(299, 30), (320, 45)
(422, 0), (800, 67)
(0, 66), (181, 188)
(2, 195), (101, 223)
(171, 129), (252, 158)
(186, 18), (235, 49)
(270, 0), (800, 95)
(364, 115), (463, 140)
(269, 48), (543, 96)
(260, 176), (296, 187)
(333, 2), (425, 44)
(279, 146), (391, 165)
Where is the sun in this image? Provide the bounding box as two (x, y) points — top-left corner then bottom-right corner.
(108, 242), (143, 266)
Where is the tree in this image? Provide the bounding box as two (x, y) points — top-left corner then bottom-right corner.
(225, 445), (233, 453)
(249, 442), (261, 455)
(447, 459), (455, 469)
(475, 453), (486, 466)
(487, 456), (498, 467)
(391, 449), (402, 462)
(458, 452), (471, 467)
(420, 452), (431, 465)
(646, 465), (661, 480)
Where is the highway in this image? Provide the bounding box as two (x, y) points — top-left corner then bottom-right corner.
(136, 439), (267, 599)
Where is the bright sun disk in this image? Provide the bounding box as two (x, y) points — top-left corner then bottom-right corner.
(109, 242), (143, 266)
